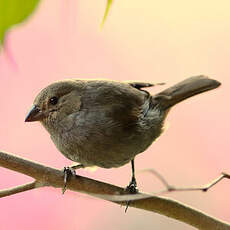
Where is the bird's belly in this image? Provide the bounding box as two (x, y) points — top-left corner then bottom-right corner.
(51, 132), (147, 168)
(57, 140), (135, 168)
(51, 115), (164, 168)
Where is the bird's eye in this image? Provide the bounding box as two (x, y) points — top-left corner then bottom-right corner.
(49, 96), (59, 105)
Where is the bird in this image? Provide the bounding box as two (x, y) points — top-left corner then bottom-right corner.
(25, 75), (221, 197)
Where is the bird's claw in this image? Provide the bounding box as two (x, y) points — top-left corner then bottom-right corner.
(126, 182), (138, 194)
(124, 177), (139, 212)
(62, 166), (76, 194)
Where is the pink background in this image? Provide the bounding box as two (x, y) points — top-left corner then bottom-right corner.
(0, 0), (230, 229)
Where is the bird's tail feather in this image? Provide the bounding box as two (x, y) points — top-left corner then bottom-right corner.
(152, 75), (221, 110)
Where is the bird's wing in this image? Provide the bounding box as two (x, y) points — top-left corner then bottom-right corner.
(79, 81), (150, 126)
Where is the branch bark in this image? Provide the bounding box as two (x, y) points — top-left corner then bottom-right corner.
(0, 150), (229, 230)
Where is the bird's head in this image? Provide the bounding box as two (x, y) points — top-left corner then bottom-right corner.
(25, 79), (83, 129)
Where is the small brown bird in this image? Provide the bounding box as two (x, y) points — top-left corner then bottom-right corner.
(25, 75), (220, 194)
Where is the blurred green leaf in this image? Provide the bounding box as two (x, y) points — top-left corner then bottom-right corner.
(0, 0), (40, 45)
(101, 0), (113, 28)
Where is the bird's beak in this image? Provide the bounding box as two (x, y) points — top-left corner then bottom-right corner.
(25, 105), (45, 122)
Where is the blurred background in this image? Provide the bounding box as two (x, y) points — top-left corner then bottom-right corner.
(0, 0), (229, 229)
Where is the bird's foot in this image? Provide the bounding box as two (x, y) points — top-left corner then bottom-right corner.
(62, 166), (76, 194)
(124, 177), (139, 212)
(62, 164), (84, 194)
(126, 178), (138, 194)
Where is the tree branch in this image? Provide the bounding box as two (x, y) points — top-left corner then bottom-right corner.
(0, 150), (229, 230)
(0, 181), (41, 198)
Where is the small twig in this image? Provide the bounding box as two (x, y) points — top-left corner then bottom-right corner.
(201, 172), (230, 192)
(139, 168), (173, 190)
(0, 181), (43, 198)
(140, 169), (230, 193)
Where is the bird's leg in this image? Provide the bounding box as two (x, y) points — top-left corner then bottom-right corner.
(125, 159), (139, 212)
(62, 164), (84, 194)
(126, 159), (138, 193)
